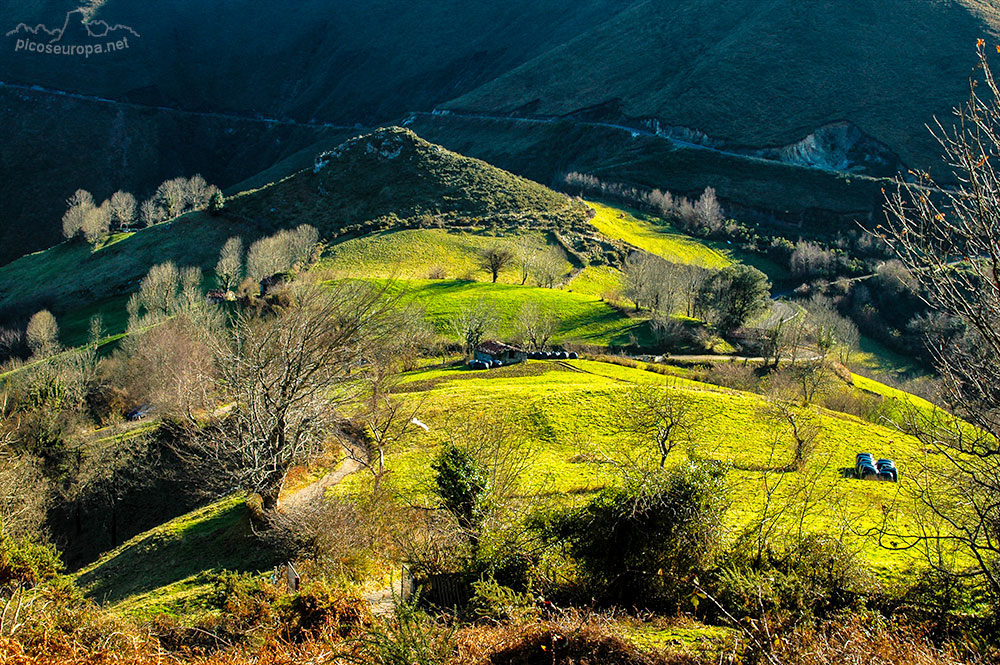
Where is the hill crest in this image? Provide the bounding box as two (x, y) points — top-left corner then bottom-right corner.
(228, 127), (588, 234)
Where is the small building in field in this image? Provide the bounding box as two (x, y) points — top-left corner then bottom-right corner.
(475, 340), (526, 366)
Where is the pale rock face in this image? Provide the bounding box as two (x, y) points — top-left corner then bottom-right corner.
(753, 122), (900, 175)
(313, 128), (411, 172)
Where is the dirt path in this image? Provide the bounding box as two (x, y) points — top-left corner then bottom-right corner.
(277, 438), (406, 615)
(281, 451), (364, 510)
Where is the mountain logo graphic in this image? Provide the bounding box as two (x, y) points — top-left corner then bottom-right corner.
(7, 8), (139, 58)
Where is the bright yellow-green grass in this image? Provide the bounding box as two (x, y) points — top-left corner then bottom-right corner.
(79, 358), (950, 616)
(372, 359), (944, 581)
(385, 278), (654, 346)
(587, 201), (790, 280)
(565, 264), (623, 298)
(588, 202), (731, 268)
(852, 373), (936, 412)
(321, 228), (571, 283)
(851, 334), (923, 380)
(74, 495), (271, 617)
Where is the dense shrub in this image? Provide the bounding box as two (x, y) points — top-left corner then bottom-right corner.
(209, 570), (280, 635)
(712, 535), (872, 627)
(208, 571), (370, 643)
(351, 602), (456, 665)
(432, 443), (489, 545)
(539, 462), (729, 606)
(453, 613), (702, 665)
(0, 531), (62, 587)
(279, 580), (371, 642)
(692, 362), (760, 393)
(467, 578), (537, 624)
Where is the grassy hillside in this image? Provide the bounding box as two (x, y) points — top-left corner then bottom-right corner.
(5, 0), (999, 264)
(0, 129), (588, 337)
(322, 228), (569, 282)
(588, 202), (731, 268)
(74, 496), (269, 616)
(405, 114), (892, 233)
(0, 212), (245, 339)
(348, 358), (942, 580)
(228, 127), (588, 234)
(74, 357), (942, 616)
(0, 0), (629, 261)
(388, 279), (653, 347)
(445, 0), (1000, 173)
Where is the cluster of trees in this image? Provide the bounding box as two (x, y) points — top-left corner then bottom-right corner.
(0, 258), (434, 563)
(622, 252), (705, 317)
(244, 225), (320, 283)
(61, 175), (222, 246)
(61, 189), (136, 245)
(789, 240), (837, 277)
(563, 172), (726, 236)
(213, 225), (320, 296)
(562, 172), (898, 287)
(622, 251), (772, 335)
(475, 239), (565, 287)
(125, 261), (206, 330)
(449, 297), (562, 356)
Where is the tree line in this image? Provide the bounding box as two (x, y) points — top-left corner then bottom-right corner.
(60, 174), (223, 247)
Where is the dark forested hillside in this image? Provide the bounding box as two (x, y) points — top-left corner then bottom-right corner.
(3, 0), (1000, 263)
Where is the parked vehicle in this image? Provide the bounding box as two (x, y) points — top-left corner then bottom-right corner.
(853, 453), (897, 481)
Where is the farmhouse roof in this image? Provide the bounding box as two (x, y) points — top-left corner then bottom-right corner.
(476, 340), (524, 355)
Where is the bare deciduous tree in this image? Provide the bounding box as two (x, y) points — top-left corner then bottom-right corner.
(531, 246), (566, 289)
(61, 189), (94, 240)
(117, 315), (217, 422)
(189, 283), (399, 511)
(185, 174), (216, 210)
(155, 177), (189, 219)
(615, 382), (701, 468)
(179, 266), (203, 311)
(140, 198), (166, 227)
(450, 297), (498, 357)
(347, 302), (434, 488)
(25, 310), (59, 357)
(81, 200), (111, 246)
(246, 225), (319, 281)
(759, 399), (819, 472)
(694, 186), (724, 234)
(514, 302), (559, 351)
(790, 241), (835, 278)
(803, 295), (860, 364)
(354, 392), (419, 492)
(108, 191), (137, 232)
(431, 406), (534, 553)
(626, 252), (687, 316)
(513, 237), (540, 286)
(0, 440), (50, 539)
(138, 262), (180, 319)
(623, 251), (656, 311)
(879, 42), (1000, 599)
(477, 243), (514, 283)
(215, 236), (244, 293)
